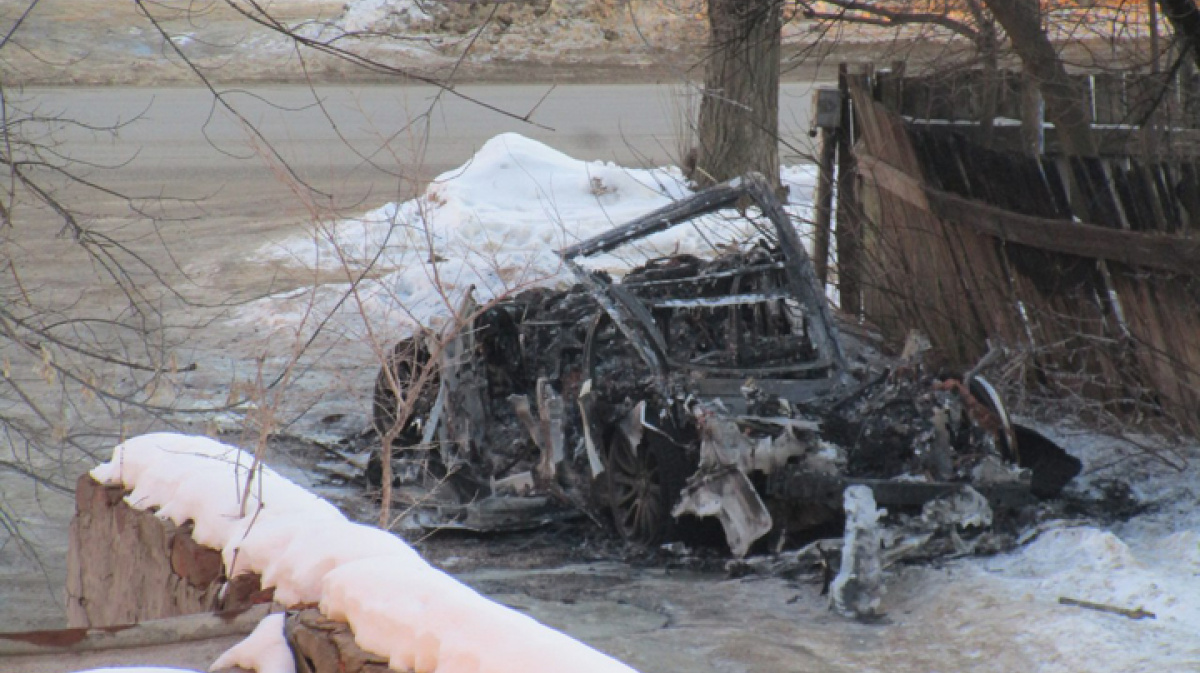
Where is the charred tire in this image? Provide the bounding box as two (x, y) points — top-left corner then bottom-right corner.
(605, 428), (693, 548)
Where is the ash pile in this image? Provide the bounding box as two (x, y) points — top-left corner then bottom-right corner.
(329, 173), (1086, 589)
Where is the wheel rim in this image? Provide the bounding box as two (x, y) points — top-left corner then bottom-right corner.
(607, 431), (666, 545)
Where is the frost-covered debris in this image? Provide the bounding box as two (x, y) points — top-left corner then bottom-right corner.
(243, 133), (817, 338)
(209, 613), (295, 673)
(829, 485), (885, 620)
(90, 433), (641, 673)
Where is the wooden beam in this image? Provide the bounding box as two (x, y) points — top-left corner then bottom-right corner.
(836, 67), (864, 315)
(812, 126), (837, 285)
(0, 605), (270, 656)
(858, 151), (1200, 275)
(857, 154), (928, 211)
(929, 187), (1200, 275)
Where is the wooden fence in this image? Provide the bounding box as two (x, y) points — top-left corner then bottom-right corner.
(873, 67), (1200, 157)
(883, 69), (1200, 126)
(846, 75), (1200, 435)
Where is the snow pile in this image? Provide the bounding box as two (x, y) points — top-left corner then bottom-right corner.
(987, 495), (1200, 633)
(321, 557), (636, 673)
(73, 669), (200, 673)
(246, 132), (816, 339)
(955, 522), (1200, 670)
(209, 613), (295, 673)
(326, 0), (706, 58)
(90, 433), (640, 673)
(865, 432), (1200, 672)
(255, 133), (694, 279)
(935, 436), (1200, 671)
(338, 0), (431, 33)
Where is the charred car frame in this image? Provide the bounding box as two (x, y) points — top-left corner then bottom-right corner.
(369, 173), (1080, 557)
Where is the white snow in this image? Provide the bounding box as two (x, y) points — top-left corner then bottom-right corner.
(90, 432), (641, 673)
(244, 133), (816, 339)
(70, 669), (199, 673)
(321, 557), (639, 673)
(891, 429), (1200, 672)
(338, 0), (430, 33)
(209, 613), (295, 673)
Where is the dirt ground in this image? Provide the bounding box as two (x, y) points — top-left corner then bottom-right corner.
(9, 0), (986, 87)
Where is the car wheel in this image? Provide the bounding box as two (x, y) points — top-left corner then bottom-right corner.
(605, 428), (691, 547)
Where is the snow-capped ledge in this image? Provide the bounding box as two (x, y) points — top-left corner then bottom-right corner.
(90, 433), (639, 673)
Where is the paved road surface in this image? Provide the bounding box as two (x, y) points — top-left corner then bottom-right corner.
(30, 83), (825, 219)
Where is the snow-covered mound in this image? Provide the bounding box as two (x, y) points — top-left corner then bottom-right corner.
(338, 0), (432, 33)
(246, 133), (816, 338)
(322, 0), (706, 57)
(91, 433), (639, 673)
(257, 132), (696, 276)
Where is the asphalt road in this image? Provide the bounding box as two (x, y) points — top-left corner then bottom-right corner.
(29, 83), (825, 220)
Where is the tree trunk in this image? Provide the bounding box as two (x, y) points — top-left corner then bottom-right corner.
(983, 0), (1098, 157)
(835, 67), (862, 316)
(691, 0), (782, 190)
(1158, 0), (1200, 69)
(968, 1), (1001, 147)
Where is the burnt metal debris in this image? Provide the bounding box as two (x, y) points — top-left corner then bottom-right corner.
(365, 173), (1082, 558)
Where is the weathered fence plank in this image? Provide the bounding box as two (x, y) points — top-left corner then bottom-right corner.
(849, 75), (1200, 435)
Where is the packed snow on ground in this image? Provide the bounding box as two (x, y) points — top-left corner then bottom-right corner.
(90, 433), (640, 673)
(244, 132), (816, 341)
(886, 427), (1200, 672)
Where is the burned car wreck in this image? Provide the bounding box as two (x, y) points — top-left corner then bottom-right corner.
(368, 173), (1081, 558)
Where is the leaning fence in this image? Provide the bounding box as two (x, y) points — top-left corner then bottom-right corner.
(837, 73), (1200, 440)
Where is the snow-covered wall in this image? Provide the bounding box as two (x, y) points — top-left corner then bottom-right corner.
(66, 474), (265, 628)
(87, 433), (640, 673)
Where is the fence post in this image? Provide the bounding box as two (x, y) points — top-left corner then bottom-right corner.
(836, 64), (862, 316)
(1020, 72), (1045, 155)
(811, 101), (839, 287)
